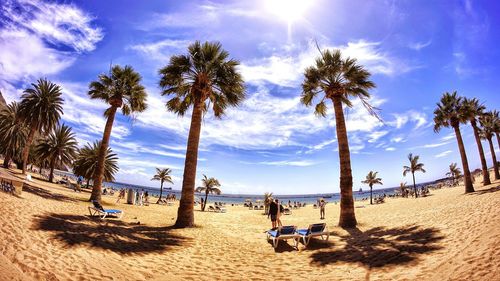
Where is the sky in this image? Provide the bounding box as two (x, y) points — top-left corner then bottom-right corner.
(1, 0), (499, 195)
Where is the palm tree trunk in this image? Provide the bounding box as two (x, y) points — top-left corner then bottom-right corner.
(21, 124), (37, 174)
(487, 137), (500, 180)
(332, 96), (357, 228)
(3, 152), (11, 169)
(175, 99), (203, 228)
(89, 106), (118, 202)
(412, 172), (417, 198)
(203, 190), (209, 211)
(496, 132), (500, 152)
(86, 179), (90, 189)
(453, 125), (474, 193)
(471, 121), (491, 185)
(157, 180), (164, 203)
(369, 184), (373, 205)
(48, 156), (56, 183)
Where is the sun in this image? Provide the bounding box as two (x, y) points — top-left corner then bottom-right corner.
(265, 0), (311, 23)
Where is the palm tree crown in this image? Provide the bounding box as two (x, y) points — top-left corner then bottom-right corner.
(159, 41), (245, 118)
(35, 124), (78, 182)
(480, 111), (500, 179)
(73, 141), (119, 183)
(362, 171), (383, 204)
(0, 102), (28, 168)
(433, 91), (467, 132)
(446, 163), (462, 186)
(403, 153), (426, 198)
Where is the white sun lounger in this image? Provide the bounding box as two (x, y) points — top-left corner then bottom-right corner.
(296, 223), (329, 247)
(266, 225), (300, 249)
(88, 200), (124, 219)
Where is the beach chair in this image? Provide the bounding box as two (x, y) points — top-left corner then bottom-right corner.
(296, 223), (329, 247)
(282, 208), (292, 215)
(215, 206), (227, 213)
(208, 205), (216, 212)
(266, 225), (300, 249)
(88, 200), (124, 219)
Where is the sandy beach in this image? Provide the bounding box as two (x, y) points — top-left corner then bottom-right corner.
(0, 168), (499, 281)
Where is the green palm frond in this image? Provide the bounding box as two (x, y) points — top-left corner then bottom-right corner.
(403, 153), (426, 176)
(151, 167), (174, 184)
(196, 174), (222, 195)
(433, 91), (468, 132)
(361, 171), (383, 186)
(73, 141), (119, 182)
(35, 124), (78, 170)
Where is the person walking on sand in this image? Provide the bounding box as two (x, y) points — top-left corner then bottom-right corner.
(319, 199), (326, 220)
(116, 188), (125, 203)
(277, 200), (284, 227)
(268, 198), (278, 229)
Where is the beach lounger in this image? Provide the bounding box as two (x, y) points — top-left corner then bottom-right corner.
(282, 208), (292, 215)
(215, 206), (227, 213)
(266, 225), (300, 249)
(208, 205), (216, 212)
(88, 200), (124, 219)
(296, 223), (329, 247)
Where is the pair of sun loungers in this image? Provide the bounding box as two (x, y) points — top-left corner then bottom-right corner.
(88, 200), (124, 219)
(208, 205), (227, 213)
(266, 223), (329, 249)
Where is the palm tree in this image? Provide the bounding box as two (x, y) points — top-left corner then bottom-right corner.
(195, 175), (221, 211)
(88, 65), (147, 202)
(0, 102), (28, 169)
(159, 41), (245, 227)
(492, 110), (500, 154)
(403, 153), (426, 198)
(361, 171), (383, 205)
(462, 98), (491, 185)
(263, 192), (273, 215)
(18, 79), (64, 174)
(301, 49), (377, 228)
(399, 182), (408, 198)
(73, 141), (119, 187)
(151, 168), (174, 203)
(446, 163), (462, 186)
(480, 111), (500, 180)
(35, 124), (78, 182)
(433, 92), (474, 193)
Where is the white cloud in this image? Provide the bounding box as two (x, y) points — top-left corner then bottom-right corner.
(391, 137), (405, 143)
(423, 142), (451, 148)
(388, 110), (428, 129)
(385, 147), (396, 151)
(244, 160), (318, 167)
(408, 40), (432, 51)
(435, 150), (453, 158)
(128, 39), (190, 63)
(367, 130), (389, 143)
(441, 133), (455, 141)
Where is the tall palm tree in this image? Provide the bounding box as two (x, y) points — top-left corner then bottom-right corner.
(361, 171), (383, 205)
(403, 153), (426, 198)
(73, 141), (119, 186)
(18, 79), (64, 174)
(35, 124), (78, 182)
(399, 182), (408, 198)
(446, 163), (462, 186)
(492, 110), (500, 153)
(151, 168), (174, 203)
(480, 111), (500, 180)
(195, 175), (221, 211)
(462, 98), (491, 185)
(301, 49), (377, 228)
(159, 41), (245, 227)
(88, 65), (147, 202)
(0, 102), (28, 168)
(433, 92), (474, 193)
(264, 192), (273, 215)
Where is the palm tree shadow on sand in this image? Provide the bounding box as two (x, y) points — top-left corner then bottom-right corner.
(33, 214), (191, 255)
(310, 225), (444, 279)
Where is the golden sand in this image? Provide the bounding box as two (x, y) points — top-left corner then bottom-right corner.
(0, 169), (499, 281)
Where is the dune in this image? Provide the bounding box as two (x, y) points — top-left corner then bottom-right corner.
(0, 168), (499, 280)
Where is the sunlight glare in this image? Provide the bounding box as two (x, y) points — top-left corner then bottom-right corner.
(266, 0), (311, 23)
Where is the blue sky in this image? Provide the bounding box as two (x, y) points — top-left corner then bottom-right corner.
(1, 0), (499, 194)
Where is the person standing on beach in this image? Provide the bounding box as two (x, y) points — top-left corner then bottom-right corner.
(319, 199), (326, 220)
(268, 198), (278, 229)
(277, 200), (283, 227)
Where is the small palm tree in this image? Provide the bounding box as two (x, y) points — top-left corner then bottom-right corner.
(73, 141), (119, 187)
(462, 98), (491, 185)
(361, 171), (383, 205)
(88, 65), (147, 202)
(195, 175), (221, 211)
(264, 192), (273, 215)
(399, 182), (408, 198)
(35, 124), (78, 183)
(301, 49), (377, 228)
(433, 92), (474, 193)
(159, 41), (245, 227)
(480, 111), (500, 179)
(151, 168), (174, 203)
(18, 79), (64, 174)
(0, 102), (28, 169)
(403, 153), (426, 198)
(446, 163), (462, 186)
